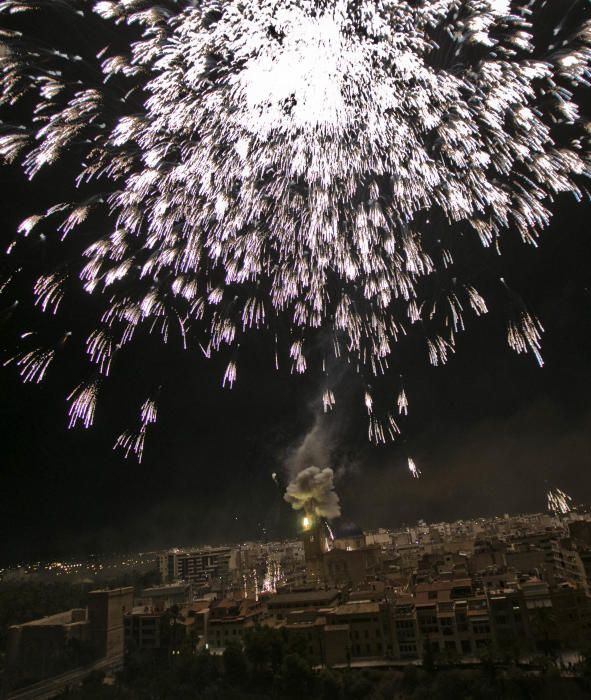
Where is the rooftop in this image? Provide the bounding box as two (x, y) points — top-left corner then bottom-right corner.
(268, 589), (340, 606)
(14, 609), (87, 628)
(143, 583), (190, 594)
(333, 602), (380, 615)
(89, 586), (134, 596)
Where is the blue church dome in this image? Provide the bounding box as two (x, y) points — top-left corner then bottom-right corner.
(332, 520), (364, 539)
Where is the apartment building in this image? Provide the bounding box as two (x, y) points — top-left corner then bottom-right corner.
(159, 547), (237, 585)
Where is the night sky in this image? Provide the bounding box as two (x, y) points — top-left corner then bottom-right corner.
(1, 3), (591, 566)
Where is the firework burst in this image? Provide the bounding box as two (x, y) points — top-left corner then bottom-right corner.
(0, 0), (589, 455)
(547, 486), (573, 516)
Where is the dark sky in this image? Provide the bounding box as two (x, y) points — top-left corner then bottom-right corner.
(1, 3), (591, 566)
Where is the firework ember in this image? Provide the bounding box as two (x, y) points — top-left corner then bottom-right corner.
(408, 457), (421, 479)
(1, 0), (589, 453)
(547, 487), (573, 516)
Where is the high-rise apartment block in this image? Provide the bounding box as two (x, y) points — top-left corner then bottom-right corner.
(159, 547), (237, 585)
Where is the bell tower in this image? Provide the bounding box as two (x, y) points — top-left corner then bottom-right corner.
(301, 514), (330, 581)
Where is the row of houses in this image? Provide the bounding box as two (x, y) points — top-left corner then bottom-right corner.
(123, 574), (591, 665)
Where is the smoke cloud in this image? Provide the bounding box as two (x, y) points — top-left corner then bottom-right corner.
(284, 466), (341, 519)
(284, 411), (333, 477)
(283, 359), (363, 483)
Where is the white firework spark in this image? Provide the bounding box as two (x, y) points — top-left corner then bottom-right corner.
(507, 311), (545, 368)
(86, 329), (114, 376)
(222, 360), (237, 389)
(115, 396), (158, 462)
(547, 487), (573, 515)
(4, 347), (55, 383)
(322, 388), (336, 413)
(140, 398), (158, 425)
(408, 457), (421, 479)
(261, 559), (284, 594)
(114, 427), (148, 462)
(33, 274), (66, 315)
(397, 388), (409, 416)
(67, 380), (99, 429)
(0, 0), (589, 451)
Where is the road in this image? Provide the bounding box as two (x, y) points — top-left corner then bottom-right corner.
(2, 655), (123, 700)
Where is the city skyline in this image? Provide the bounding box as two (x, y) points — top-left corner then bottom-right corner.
(4, 500), (591, 689)
(1, 490), (589, 571)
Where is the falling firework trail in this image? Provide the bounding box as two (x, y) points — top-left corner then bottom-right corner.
(547, 486), (573, 515)
(408, 457), (421, 479)
(0, 0), (590, 455)
(114, 396), (158, 462)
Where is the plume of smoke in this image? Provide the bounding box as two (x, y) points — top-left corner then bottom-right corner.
(284, 466), (341, 519)
(282, 397), (362, 493)
(284, 359), (361, 480)
(285, 410), (334, 477)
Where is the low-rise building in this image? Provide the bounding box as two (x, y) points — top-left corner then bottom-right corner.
(136, 582), (192, 610)
(266, 589), (341, 620)
(207, 598), (265, 651)
(328, 601), (391, 660)
(4, 586), (133, 693)
(125, 608), (165, 652)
